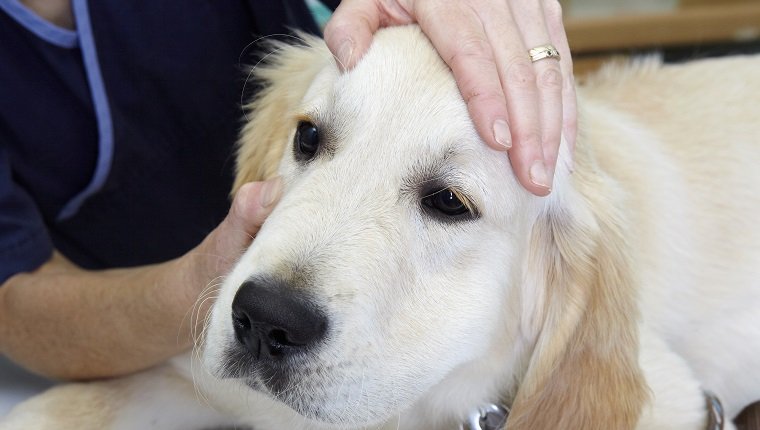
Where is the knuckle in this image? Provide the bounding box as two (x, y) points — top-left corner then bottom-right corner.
(324, 11), (371, 42)
(537, 67), (563, 91)
(450, 34), (493, 65)
(514, 127), (542, 148)
(506, 61), (537, 90)
(544, 0), (564, 24)
(323, 20), (348, 43)
(462, 88), (503, 108)
(542, 129), (562, 149)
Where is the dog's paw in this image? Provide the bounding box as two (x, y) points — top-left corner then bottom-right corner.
(0, 382), (119, 430)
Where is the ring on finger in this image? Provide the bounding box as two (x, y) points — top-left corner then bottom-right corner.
(528, 44), (561, 62)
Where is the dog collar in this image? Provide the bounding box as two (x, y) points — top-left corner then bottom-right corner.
(460, 392), (724, 430)
(705, 391), (725, 430)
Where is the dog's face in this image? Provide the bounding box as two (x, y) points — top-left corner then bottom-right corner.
(203, 27), (531, 427)
(203, 27), (645, 430)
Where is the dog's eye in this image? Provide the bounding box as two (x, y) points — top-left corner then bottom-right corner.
(294, 120), (320, 160)
(422, 189), (471, 217)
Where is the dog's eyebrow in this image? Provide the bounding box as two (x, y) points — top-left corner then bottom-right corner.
(400, 147), (480, 207)
(401, 149), (451, 191)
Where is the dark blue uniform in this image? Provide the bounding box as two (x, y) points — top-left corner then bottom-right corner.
(0, 0), (336, 282)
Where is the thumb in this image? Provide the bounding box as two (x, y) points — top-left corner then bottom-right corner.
(179, 178), (282, 337)
(225, 178), (283, 245)
(324, 0), (379, 71)
(203, 177), (283, 278)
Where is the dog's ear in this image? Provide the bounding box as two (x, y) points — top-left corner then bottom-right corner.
(233, 34), (332, 193)
(506, 164), (649, 429)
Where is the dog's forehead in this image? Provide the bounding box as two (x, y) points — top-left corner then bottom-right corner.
(303, 27), (481, 162)
(346, 28), (470, 141)
(289, 26), (527, 217)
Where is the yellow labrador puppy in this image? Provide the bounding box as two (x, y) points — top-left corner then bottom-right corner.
(3, 26), (759, 430)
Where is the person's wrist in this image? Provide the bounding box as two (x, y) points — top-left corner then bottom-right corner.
(173, 248), (214, 342)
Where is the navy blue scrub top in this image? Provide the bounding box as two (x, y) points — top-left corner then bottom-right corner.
(0, 0), (337, 283)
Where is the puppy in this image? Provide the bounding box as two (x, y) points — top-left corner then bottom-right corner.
(3, 25), (759, 430)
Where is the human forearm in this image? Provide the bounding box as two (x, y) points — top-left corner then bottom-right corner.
(0, 253), (196, 380)
(0, 180), (281, 380)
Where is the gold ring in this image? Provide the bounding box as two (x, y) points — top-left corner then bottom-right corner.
(528, 44), (561, 62)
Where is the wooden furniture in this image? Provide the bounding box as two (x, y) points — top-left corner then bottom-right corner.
(564, 0), (760, 75)
(737, 401), (760, 430)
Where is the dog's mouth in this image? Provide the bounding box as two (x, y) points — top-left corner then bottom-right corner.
(206, 275), (436, 425)
(215, 341), (395, 426)
(218, 341), (302, 383)
(216, 352), (305, 413)
(218, 342), (323, 407)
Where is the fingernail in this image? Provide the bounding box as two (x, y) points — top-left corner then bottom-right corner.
(493, 120), (512, 149)
(529, 161), (552, 190)
(260, 177), (282, 208)
(337, 39), (354, 70)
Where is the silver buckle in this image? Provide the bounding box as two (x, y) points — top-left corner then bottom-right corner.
(460, 403), (510, 430)
(704, 391), (725, 430)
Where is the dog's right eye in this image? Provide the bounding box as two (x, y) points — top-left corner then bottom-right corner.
(421, 188), (477, 221)
(294, 120), (320, 161)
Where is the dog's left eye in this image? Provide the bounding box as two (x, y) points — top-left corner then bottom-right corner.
(422, 189), (472, 218)
(294, 120), (320, 161)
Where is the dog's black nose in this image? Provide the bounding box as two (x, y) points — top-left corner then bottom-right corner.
(231, 280), (327, 360)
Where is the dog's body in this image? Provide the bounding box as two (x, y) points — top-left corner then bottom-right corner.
(3, 27), (759, 430)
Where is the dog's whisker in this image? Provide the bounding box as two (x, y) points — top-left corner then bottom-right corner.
(189, 352), (216, 412)
(333, 370), (349, 420)
(355, 367), (366, 412)
(240, 46), (288, 122)
(186, 284), (223, 346)
(192, 295), (219, 348)
(181, 277), (225, 343)
(389, 374), (402, 430)
(237, 33), (309, 67)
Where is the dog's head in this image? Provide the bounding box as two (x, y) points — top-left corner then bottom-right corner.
(202, 26), (647, 429)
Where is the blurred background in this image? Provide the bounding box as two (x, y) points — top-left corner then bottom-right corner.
(561, 0), (760, 76)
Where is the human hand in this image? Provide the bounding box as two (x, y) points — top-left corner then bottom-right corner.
(324, 0), (577, 196)
(183, 178), (282, 311)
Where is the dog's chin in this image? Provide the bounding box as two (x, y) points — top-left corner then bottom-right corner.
(245, 378), (391, 429)
(244, 373), (396, 428)
(211, 341), (406, 427)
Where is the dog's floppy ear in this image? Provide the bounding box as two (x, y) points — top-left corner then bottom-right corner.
(233, 34), (332, 193)
(506, 161), (649, 429)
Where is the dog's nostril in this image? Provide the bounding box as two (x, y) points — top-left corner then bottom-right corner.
(267, 328), (303, 348)
(233, 312), (251, 330)
(232, 312), (250, 344)
(267, 328), (287, 346)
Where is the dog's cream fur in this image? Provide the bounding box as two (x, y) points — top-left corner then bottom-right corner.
(3, 26), (759, 430)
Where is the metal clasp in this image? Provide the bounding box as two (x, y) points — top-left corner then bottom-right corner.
(460, 403), (510, 430)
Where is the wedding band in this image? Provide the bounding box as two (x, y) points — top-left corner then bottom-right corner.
(528, 44), (561, 62)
